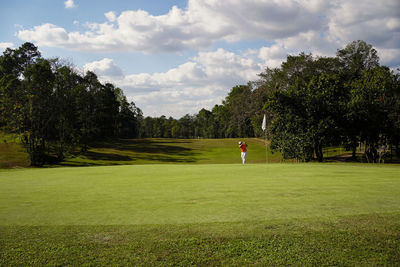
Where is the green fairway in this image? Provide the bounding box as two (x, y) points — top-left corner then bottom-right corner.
(1, 135), (280, 168)
(59, 138), (281, 166)
(1, 163), (399, 225)
(1, 163), (400, 265)
(0, 134), (362, 168)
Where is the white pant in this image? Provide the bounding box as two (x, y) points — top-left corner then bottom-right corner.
(241, 152), (247, 164)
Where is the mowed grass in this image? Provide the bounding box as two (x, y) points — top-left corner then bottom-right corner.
(0, 134), (278, 168)
(1, 164), (400, 225)
(0, 132), (29, 168)
(0, 133), (356, 168)
(60, 138), (280, 166)
(1, 163), (400, 265)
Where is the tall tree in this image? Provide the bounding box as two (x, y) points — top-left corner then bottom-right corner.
(224, 84), (254, 137)
(20, 58), (55, 165)
(195, 108), (214, 138)
(52, 65), (81, 160)
(0, 42), (41, 129)
(265, 54), (342, 161)
(349, 66), (397, 162)
(211, 104), (229, 138)
(337, 40), (380, 157)
(337, 40), (379, 80)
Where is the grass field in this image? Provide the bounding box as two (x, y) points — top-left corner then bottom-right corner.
(59, 138), (281, 166)
(0, 136), (280, 168)
(0, 132), (29, 168)
(0, 131), (366, 168)
(1, 163), (400, 265)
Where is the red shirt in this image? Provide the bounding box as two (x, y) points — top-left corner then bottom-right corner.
(240, 143), (247, 152)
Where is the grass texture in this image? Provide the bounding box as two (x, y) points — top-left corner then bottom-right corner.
(1, 163), (399, 225)
(0, 133), (359, 168)
(1, 214), (399, 266)
(60, 138), (282, 166)
(0, 132), (29, 168)
(1, 163), (400, 265)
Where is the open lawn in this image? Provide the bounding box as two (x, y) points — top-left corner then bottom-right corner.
(0, 133), (369, 168)
(1, 163), (400, 265)
(60, 138), (280, 166)
(0, 136), (279, 168)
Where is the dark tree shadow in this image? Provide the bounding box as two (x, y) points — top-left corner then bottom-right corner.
(83, 151), (132, 161)
(94, 139), (194, 154)
(60, 139), (200, 166)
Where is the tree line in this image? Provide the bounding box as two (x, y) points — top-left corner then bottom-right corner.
(0, 43), (143, 166)
(139, 40), (400, 163)
(1, 41), (399, 165)
(138, 83), (266, 139)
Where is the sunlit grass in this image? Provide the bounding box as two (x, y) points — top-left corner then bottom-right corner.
(1, 214), (399, 266)
(60, 138), (281, 166)
(1, 163), (399, 264)
(1, 163), (399, 225)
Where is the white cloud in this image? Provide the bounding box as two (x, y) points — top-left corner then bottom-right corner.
(64, 0), (75, 9)
(83, 58), (124, 79)
(84, 49), (262, 117)
(258, 45), (289, 68)
(0, 42), (14, 51)
(378, 48), (400, 68)
(327, 0), (400, 48)
(258, 0), (400, 68)
(18, 24), (68, 47)
(17, 0), (400, 68)
(193, 48), (262, 83)
(104, 11), (117, 22)
(17, 0), (323, 53)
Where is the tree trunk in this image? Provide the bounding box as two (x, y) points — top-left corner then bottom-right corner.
(365, 142), (379, 163)
(314, 144), (323, 162)
(350, 137), (358, 159)
(390, 143), (393, 162)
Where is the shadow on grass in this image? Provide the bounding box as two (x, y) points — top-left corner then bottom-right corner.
(95, 139), (195, 154)
(59, 139), (200, 166)
(83, 151), (133, 161)
(0, 143), (30, 168)
(323, 153), (400, 163)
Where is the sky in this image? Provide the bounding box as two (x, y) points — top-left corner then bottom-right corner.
(1, 0), (399, 118)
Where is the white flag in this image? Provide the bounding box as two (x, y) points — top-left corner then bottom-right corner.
(261, 114), (266, 131)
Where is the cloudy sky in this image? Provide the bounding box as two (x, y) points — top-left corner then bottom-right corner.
(1, 0), (399, 118)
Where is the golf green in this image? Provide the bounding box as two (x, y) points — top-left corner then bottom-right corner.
(1, 163), (399, 225)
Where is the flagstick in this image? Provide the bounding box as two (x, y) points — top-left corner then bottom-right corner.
(261, 113), (267, 167)
(265, 131), (268, 166)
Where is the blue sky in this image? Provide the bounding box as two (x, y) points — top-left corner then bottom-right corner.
(1, 0), (191, 73)
(1, 0), (399, 118)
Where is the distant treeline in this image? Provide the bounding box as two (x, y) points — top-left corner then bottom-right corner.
(138, 82), (266, 139)
(1, 41), (399, 165)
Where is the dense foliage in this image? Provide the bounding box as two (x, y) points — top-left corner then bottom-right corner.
(0, 43), (142, 166)
(265, 41), (399, 162)
(1, 41), (399, 165)
(139, 41), (400, 163)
